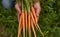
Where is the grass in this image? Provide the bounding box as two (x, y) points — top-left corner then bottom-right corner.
(0, 0), (60, 37)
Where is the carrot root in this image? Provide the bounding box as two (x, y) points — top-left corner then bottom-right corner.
(22, 11), (25, 37)
(28, 13), (31, 37)
(31, 6), (37, 23)
(25, 10), (28, 37)
(17, 12), (23, 37)
(36, 24), (44, 37)
(31, 6), (44, 37)
(31, 20), (36, 37)
(30, 12), (36, 37)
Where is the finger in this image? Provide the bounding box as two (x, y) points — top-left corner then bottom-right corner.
(34, 2), (41, 17)
(15, 3), (22, 22)
(15, 3), (21, 14)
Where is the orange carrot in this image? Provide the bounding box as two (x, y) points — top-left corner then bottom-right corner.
(31, 9), (44, 37)
(28, 12), (31, 37)
(36, 24), (44, 37)
(22, 10), (25, 37)
(17, 12), (23, 37)
(31, 6), (38, 23)
(25, 10), (28, 28)
(25, 10), (28, 37)
(31, 6), (40, 32)
(31, 12), (36, 37)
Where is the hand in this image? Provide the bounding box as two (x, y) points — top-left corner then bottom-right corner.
(15, 2), (41, 22)
(34, 2), (41, 19)
(15, 3), (21, 22)
(15, 3), (21, 14)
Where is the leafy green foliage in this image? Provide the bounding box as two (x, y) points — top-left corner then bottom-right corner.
(0, 0), (60, 37)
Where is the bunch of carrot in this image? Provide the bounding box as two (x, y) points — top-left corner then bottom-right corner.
(17, 0), (44, 37)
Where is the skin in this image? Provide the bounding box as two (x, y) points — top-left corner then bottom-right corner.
(15, 3), (21, 22)
(33, 2), (41, 19)
(15, 2), (41, 22)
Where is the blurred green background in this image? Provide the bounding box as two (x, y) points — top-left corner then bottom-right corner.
(0, 0), (60, 37)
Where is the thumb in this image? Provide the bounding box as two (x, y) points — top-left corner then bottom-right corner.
(15, 3), (21, 14)
(34, 2), (41, 17)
